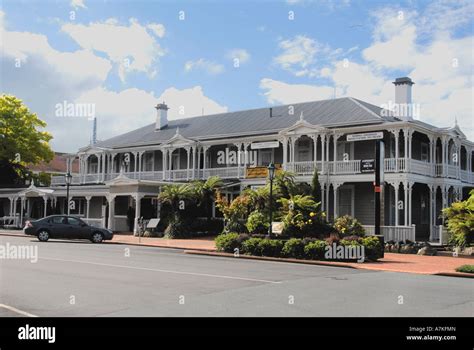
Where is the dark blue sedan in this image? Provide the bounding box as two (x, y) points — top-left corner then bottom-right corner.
(24, 215), (114, 243)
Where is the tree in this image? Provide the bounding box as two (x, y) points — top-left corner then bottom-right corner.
(442, 190), (474, 248)
(0, 95), (54, 186)
(158, 184), (194, 221)
(191, 176), (223, 220)
(311, 168), (321, 204)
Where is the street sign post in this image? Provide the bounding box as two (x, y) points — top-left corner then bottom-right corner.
(347, 132), (385, 236)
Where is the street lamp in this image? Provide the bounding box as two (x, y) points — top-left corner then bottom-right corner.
(65, 171), (72, 215)
(267, 162), (276, 237)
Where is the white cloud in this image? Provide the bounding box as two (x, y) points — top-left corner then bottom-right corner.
(157, 86), (228, 119)
(259, 78), (334, 104)
(227, 49), (250, 64)
(147, 23), (165, 38)
(273, 35), (349, 77)
(184, 58), (225, 75)
(263, 2), (474, 140)
(1, 11), (225, 151)
(61, 18), (166, 81)
(70, 0), (87, 10)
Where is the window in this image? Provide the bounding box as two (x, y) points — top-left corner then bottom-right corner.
(421, 143), (429, 162)
(144, 152), (153, 171)
(50, 216), (66, 224)
(67, 217), (83, 226)
(259, 150), (273, 166)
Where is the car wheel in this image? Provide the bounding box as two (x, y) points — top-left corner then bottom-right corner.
(91, 232), (104, 243)
(38, 230), (50, 242)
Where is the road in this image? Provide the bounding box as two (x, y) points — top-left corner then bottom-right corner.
(0, 235), (472, 317)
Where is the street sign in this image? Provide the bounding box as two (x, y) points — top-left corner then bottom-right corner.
(347, 132), (384, 142)
(147, 218), (160, 229)
(360, 159), (375, 172)
(251, 141), (280, 149)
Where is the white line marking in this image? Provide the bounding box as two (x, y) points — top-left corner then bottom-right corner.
(40, 257), (282, 284)
(0, 304), (38, 317)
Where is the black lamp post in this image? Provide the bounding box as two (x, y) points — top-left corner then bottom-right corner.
(267, 162), (276, 237)
(65, 171), (72, 215)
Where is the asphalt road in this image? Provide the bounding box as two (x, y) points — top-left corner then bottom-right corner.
(0, 235), (472, 317)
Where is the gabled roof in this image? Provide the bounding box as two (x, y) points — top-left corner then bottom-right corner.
(94, 97), (394, 149)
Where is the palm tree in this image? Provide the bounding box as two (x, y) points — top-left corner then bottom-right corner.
(191, 176), (223, 220)
(158, 183), (194, 221)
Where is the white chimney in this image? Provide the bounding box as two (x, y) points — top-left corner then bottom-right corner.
(392, 77), (414, 119)
(155, 102), (169, 130)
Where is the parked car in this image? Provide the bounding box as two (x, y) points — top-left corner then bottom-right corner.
(23, 215), (114, 243)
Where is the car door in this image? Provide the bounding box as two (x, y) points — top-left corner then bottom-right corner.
(66, 217), (91, 239)
(48, 216), (69, 238)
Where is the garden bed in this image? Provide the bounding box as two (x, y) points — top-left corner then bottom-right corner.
(215, 233), (384, 262)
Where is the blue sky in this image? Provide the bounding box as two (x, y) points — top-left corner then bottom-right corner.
(1, 0), (473, 151)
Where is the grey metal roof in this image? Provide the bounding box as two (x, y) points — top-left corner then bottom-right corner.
(94, 97), (396, 149)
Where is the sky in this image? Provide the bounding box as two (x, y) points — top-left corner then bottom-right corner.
(1, 0), (473, 152)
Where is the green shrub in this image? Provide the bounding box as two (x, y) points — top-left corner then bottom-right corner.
(334, 215), (365, 237)
(455, 264), (474, 274)
(281, 238), (305, 259)
(360, 236), (383, 261)
(442, 190), (474, 248)
(246, 210), (269, 235)
(258, 239), (284, 257)
(215, 233), (240, 253)
(242, 237), (263, 255)
(340, 239), (362, 246)
(304, 240), (327, 260)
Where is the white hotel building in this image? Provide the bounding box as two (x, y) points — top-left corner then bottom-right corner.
(1, 77), (473, 243)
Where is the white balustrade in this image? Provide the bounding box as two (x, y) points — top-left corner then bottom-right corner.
(363, 225), (416, 242)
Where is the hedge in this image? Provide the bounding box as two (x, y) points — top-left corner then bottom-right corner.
(214, 233), (384, 261)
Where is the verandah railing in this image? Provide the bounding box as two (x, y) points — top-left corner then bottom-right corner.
(363, 225), (416, 242)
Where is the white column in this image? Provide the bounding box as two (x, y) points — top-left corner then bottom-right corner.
(333, 134), (337, 163)
(394, 182), (399, 226)
(235, 143), (242, 178)
(161, 149), (167, 180)
(186, 147), (191, 180)
(408, 182), (413, 226)
(333, 183), (338, 219)
(13, 198), (18, 226)
(394, 130), (399, 172)
(107, 195), (115, 230)
(8, 197), (13, 217)
(403, 182), (408, 226)
(428, 185), (434, 241)
(314, 134), (318, 163)
(203, 146), (209, 173)
(326, 135), (330, 174)
(282, 138), (288, 170)
(197, 147), (202, 178)
(20, 197), (24, 226)
(320, 134), (325, 173)
(43, 197), (48, 217)
(403, 129), (409, 172)
(321, 183), (325, 212)
(133, 194), (142, 234)
(191, 146), (196, 179)
(85, 196), (91, 219)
